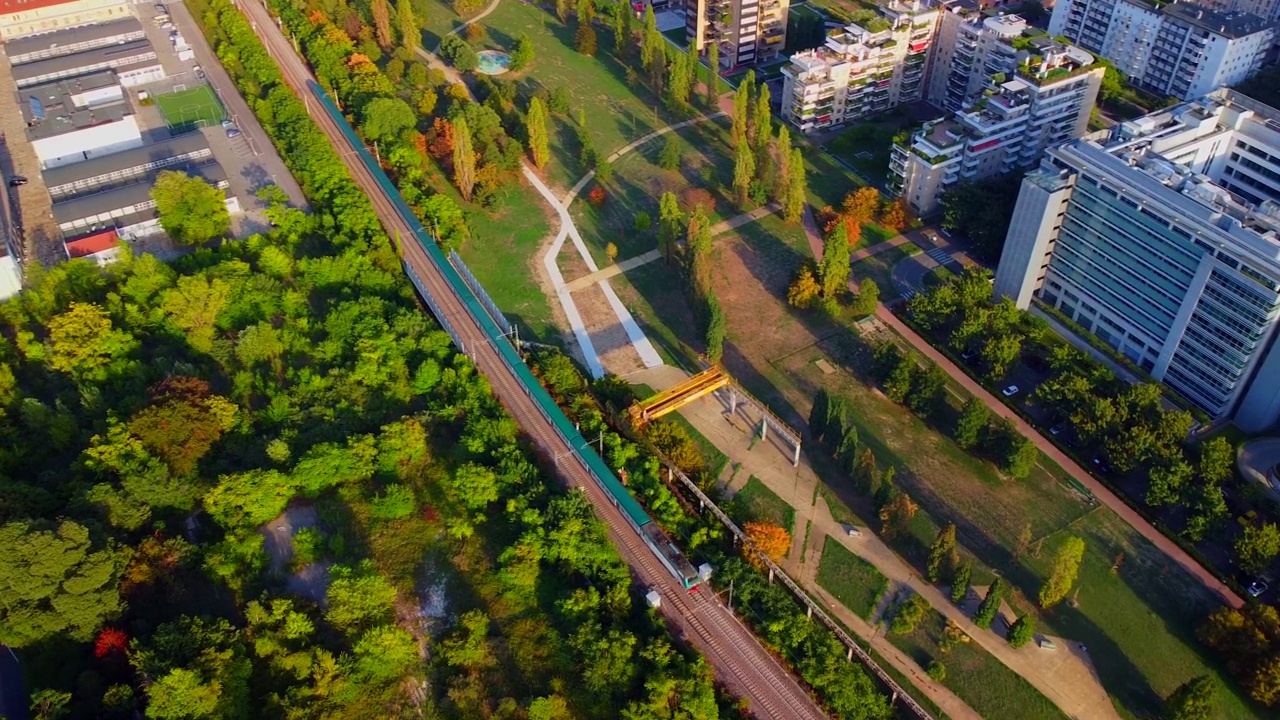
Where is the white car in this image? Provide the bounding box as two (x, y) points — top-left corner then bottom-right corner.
(1002, 385), (1020, 397)
(845, 525), (862, 538)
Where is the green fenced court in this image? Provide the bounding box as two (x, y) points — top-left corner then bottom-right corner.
(155, 85), (227, 129)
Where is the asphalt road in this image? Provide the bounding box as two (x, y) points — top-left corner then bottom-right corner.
(237, 1), (830, 717)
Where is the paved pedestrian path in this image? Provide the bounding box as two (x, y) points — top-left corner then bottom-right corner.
(627, 363), (1119, 720)
(850, 235), (909, 262)
(564, 249), (662, 292)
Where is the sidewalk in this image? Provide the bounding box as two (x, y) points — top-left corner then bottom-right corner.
(627, 364), (1119, 720)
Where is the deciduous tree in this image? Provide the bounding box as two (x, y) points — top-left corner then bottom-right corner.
(397, 0), (419, 52)
(954, 397), (989, 450)
(879, 492), (918, 538)
(819, 221), (851, 300)
(787, 265), (821, 308)
(1039, 536), (1085, 607)
(950, 561), (972, 604)
(744, 521), (790, 569)
(0, 520), (124, 647)
(526, 96), (550, 169)
(151, 170), (231, 246)
(783, 147), (807, 223)
(705, 43), (719, 108)
(1236, 522), (1280, 576)
(733, 140), (755, 209)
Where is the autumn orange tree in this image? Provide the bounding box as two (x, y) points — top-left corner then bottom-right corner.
(843, 187), (882, 225)
(744, 521), (791, 569)
(879, 493), (919, 539)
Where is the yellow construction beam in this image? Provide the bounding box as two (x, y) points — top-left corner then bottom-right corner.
(629, 367), (730, 426)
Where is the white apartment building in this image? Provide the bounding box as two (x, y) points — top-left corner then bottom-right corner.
(893, 15), (1102, 214)
(686, 0), (790, 67)
(994, 90), (1280, 429)
(781, 0), (940, 133)
(1204, 0), (1280, 24)
(1050, 0), (1273, 100)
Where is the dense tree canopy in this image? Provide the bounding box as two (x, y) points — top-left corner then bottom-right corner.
(150, 171), (232, 246)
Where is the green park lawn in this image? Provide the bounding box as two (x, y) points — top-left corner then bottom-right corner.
(888, 609), (1069, 720)
(732, 476), (796, 533)
(815, 537), (887, 620)
(824, 117), (910, 187)
(478, 1), (689, 188)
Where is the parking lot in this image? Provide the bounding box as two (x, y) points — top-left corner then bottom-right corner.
(132, 0), (307, 236)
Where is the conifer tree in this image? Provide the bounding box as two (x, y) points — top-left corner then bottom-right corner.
(452, 116), (475, 202)
(372, 0), (393, 50)
(926, 523), (959, 583)
(950, 561), (972, 604)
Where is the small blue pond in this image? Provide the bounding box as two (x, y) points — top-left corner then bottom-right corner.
(476, 50), (511, 75)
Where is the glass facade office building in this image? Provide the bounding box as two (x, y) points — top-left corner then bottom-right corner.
(995, 90), (1280, 430)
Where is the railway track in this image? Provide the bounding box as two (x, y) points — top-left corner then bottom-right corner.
(241, 2), (830, 717)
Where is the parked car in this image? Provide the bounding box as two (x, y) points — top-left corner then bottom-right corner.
(226, 127), (241, 138)
(7, 175), (27, 187)
(1002, 385), (1020, 397)
(155, 3), (168, 12)
(194, 65), (205, 80)
(1249, 579), (1269, 598)
(1092, 456), (1113, 475)
(1049, 424), (1065, 436)
(845, 525), (862, 538)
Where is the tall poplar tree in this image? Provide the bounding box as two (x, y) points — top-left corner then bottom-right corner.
(775, 125), (792, 202)
(396, 0), (419, 53)
(667, 51), (691, 109)
(753, 84), (773, 179)
(372, 0), (393, 50)
(819, 220), (850, 299)
(783, 147), (806, 223)
(613, 1), (632, 56)
(658, 191), (683, 264)
(705, 43), (720, 109)
(453, 116), (475, 202)
(526, 97), (550, 169)
(733, 140), (755, 209)
(731, 80), (750, 149)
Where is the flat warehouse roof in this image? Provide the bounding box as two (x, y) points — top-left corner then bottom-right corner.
(53, 163), (228, 224)
(43, 134), (212, 187)
(12, 39), (153, 82)
(6, 18), (144, 61)
(21, 70), (119, 98)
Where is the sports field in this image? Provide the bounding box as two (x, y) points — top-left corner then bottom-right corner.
(156, 85), (227, 128)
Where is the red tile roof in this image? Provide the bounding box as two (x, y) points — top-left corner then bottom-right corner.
(0, 0), (83, 15)
(65, 229), (117, 258)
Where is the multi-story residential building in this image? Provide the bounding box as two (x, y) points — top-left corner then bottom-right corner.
(780, 0), (939, 133)
(686, 0), (790, 68)
(1049, 0), (1273, 100)
(0, 0), (131, 40)
(993, 90), (1280, 430)
(893, 15), (1102, 214)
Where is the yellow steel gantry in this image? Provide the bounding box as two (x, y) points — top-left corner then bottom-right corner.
(628, 366), (730, 428)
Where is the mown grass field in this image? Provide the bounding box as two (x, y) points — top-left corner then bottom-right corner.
(815, 537), (888, 620)
(732, 476), (796, 533)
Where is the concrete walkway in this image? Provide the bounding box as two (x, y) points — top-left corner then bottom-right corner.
(565, 249), (662, 291)
(850, 235), (909, 262)
(627, 363), (1120, 720)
